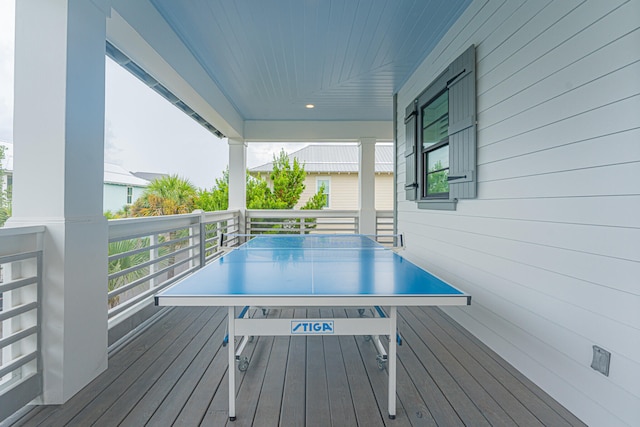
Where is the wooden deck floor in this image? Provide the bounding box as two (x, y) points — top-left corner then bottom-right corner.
(9, 306), (585, 427)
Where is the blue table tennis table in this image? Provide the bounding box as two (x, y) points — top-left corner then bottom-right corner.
(155, 234), (470, 421)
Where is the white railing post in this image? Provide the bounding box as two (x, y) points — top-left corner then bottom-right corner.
(149, 233), (159, 288)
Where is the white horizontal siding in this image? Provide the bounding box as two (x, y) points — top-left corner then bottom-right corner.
(396, 1), (640, 426)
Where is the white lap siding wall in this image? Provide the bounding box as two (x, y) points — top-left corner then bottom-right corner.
(395, 1), (640, 426)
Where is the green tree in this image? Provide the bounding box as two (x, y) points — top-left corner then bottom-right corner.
(301, 183), (327, 210)
(107, 238), (150, 308)
(268, 150), (306, 208)
(426, 160), (449, 195)
(130, 174), (197, 216)
(195, 151), (322, 212)
(129, 175), (197, 279)
(194, 169), (229, 211)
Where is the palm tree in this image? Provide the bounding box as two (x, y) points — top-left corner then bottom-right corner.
(130, 175), (197, 278)
(130, 174), (197, 216)
(108, 238), (150, 309)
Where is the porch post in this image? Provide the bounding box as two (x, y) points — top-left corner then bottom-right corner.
(9, 0), (109, 403)
(228, 138), (247, 234)
(358, 138), (377, 235)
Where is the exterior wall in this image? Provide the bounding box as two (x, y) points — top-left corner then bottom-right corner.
(374, 174), (393, 211)
(296, 173), (393, 210)
(103, 183), (146, 213)
(396, 1), (639, 427)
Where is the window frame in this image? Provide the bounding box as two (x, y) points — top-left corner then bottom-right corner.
(404, 45), (477, 211)
(126, 186), (133, 205)
(316, 177), (330, 208)
(420, 89), (450, 200)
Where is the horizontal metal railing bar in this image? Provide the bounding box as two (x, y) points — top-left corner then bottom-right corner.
(108, 214), (203, 241)
(108, 211), (240, 241)
(246, 209), (359, 219)
(248, 222), (357, 227)
(201, 211), (240, 222)
(109, 228), (199, 261)
(0, 251), (41, 265)
(0, 302), (38, 323)
(0, 351), (38, 379)
(0, 226), (45, 239)
(0, 326), (38, 351)
(0, 276), (38, 294)
(108, 253), (197, 299)
(108, 242), (198, 281)
(109, 223), (200, 243)
(108, 239), (165, 263)
(248, 221), (357, 226)
(108, 265), (198, 318)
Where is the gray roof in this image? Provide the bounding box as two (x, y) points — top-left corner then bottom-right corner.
(250, 144), (393, 174)
(104, 163), (150, 187)
(131, 171), (170, 182)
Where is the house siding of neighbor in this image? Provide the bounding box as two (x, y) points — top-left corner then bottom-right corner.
(103, 163), (149, 213)
(2, 144), (150, 216)
(250, 144), (394, 210)
(396, 2), (639, 427)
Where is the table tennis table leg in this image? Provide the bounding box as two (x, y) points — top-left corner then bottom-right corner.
(228, 306), (236, 421)
(388, 306), (397, 420)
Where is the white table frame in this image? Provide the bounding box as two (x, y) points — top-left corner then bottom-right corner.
(225, 305), (399, 421)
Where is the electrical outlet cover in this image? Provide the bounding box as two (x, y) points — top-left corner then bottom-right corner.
(591, 345), (610, 376)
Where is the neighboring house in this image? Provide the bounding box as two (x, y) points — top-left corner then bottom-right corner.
(130, 171), (169, 182)
(249, 144), (393, 210)
(2, 144), (160, 215)
(103, 163), (150, 213)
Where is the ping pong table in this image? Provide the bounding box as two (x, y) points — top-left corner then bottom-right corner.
(155, 234), (470, 421)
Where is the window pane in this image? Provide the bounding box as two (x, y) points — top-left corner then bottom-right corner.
(427, 145), (449, 170)
(426, 170), (449, 195)
(317, 179), (330, 207)
(426, 145), (449, 195)
(422, 91), (448, 148)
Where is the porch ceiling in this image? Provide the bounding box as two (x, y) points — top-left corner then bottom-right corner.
(140, 0), (471, 124)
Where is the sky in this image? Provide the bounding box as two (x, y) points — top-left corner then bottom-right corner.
(0, 1), (308, 190)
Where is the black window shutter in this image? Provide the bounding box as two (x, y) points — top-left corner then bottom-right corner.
(447, 45), (477, 200)
(404, 100), (418, 201)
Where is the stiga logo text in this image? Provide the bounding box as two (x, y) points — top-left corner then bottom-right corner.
(291, 320), (334, 334)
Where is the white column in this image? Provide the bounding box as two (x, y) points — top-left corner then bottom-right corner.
(358, 138), (377, 235)
(228, 138), (247, 234)
(9, 0), (109, 403)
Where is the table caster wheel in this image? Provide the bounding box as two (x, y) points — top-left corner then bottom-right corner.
(376, 355), (386, 370)
(238, 357), (249, 372)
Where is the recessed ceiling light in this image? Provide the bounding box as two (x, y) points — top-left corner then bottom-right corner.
(305, 104), (315, 109)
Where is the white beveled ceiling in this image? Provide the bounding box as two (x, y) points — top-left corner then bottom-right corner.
(146, 0), (471, 123)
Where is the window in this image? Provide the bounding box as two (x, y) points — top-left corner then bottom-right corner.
(421, 90), (449, 198)
(126, 186), (133, 204)
(404, 45), (477, 210)
(316, 178), (330, 208)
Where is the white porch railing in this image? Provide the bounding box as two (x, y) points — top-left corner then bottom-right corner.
(0, 226), (44, 422)
(245, 209), (395, 244)
(107, 210), (240, 326)
(376, 210), (395, 246)
(246, 209), (360, 235)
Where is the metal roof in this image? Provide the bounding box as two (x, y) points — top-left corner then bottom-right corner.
(250, 144), (393, 174)
(104, 163), (150, 187)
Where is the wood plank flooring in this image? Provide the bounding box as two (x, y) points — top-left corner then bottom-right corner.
(8, 306), (586, 427)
